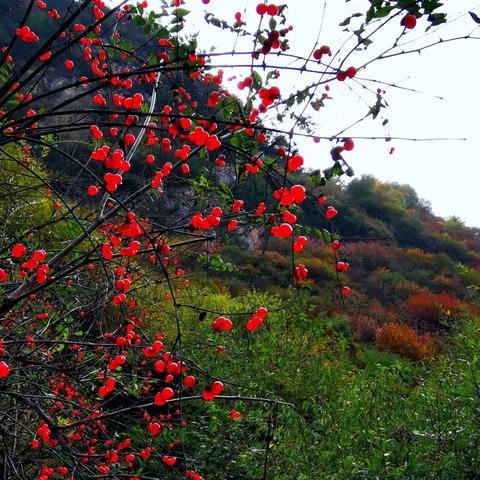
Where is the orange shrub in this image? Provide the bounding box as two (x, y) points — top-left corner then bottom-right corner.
(376, 322), (435, 361)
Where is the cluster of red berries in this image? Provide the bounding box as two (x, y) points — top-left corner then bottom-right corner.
(293, 236), (308, 253)
(273, 184), (306, 206)
(237, 76), (253, 90)
(294, 263), (308, 283)
(202, 380), (224, 400)
(245, 156), (264, 175)
(191, 206), (223, 230)
(98, 377), (116, 397)
(108, 354), (126, 371)
(246, 307), (268, 331)
(313, 45), (331, 60)
(271, 223), (293, 238)
(15, 26), (39, 43)
(256, 3), (279, 16)
(259, 86), (281, 106)
(336, 66), (357, 81)
(212, 316), (233, 332)
(153, 386), (175, 406)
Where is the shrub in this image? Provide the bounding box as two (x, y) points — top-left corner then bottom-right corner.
(376, 322), (436, 361)
(350, 314), (379, 342)
(405, 291), (462, 331)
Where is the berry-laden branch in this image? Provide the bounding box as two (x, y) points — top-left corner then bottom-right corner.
(0, 0), (475, 479)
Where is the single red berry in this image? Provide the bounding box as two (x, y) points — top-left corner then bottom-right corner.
(343, 138), (354, 151)
(183, 375), (196, 388)
(87, 185), (99, 196)
(211, 381), (224, 395)
(267, 4), (279, 15)
(345, 66), (357, 78)
(341, 286), (351, 296)
(325, 206), (338, 219)
(401, 14), (417, 29)
(12, 243), (27, 258)
(256, 3), (267, 15)
(0, 361), (10, 378)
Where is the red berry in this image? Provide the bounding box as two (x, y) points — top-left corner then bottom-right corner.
(320, 45), (331, 55)
(183, 375), (196, 388)
(341, 286), (351, 296)
(12, 243), (26, 258)
(267, 4), (279, 15)
(124, 133), (135, 146)
(0, 361), (10, 378)
(87, 185), (99, 196)
(147, 423), (161, 436)
(343, 138), (354, 151)
(211, 381), (224, 395)
(401, 14), (417, 29)
(345, 66), (357, 78)
(256, 3), (267, 15)
(325, 206), (338, 219)
(256, 307), (268, 319)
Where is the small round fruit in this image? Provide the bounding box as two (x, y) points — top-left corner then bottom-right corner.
(343, 138), (354, 151)
(345, 66), (357, 78)
(256, 3), (267, 15)
(401, 14), (417, 29)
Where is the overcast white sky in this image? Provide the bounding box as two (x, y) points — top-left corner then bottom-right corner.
(116, 0), (480, 226)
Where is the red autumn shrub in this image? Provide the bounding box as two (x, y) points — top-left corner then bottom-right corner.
(405, 291), (461, 330)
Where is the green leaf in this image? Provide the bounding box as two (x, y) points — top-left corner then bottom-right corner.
(373, 6), (394, 18)
(156, 27), (170, 39)
(324, 162), (343, 180)
(133, 16), (146, 26)
(169, 23), (184, 32)
(172, 8), (190, 18)
(252, 70), (263, 89)
(310, 174), (326, 187)
(427, 12), (446, 26)
(339, 16), (352, 26)
(314, 228), (332, 242)
(230, 135), (241, 148)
